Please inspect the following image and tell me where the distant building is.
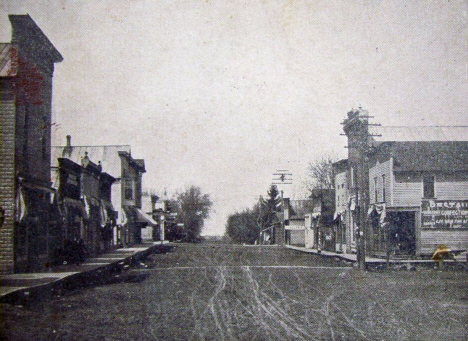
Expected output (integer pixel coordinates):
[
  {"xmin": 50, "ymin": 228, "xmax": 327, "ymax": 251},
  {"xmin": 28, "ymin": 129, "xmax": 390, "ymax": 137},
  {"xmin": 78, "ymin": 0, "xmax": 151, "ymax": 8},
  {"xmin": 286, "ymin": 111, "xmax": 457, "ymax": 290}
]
[
  {"xmin": 332, "ymin": 159, "xmax": 349, "ymax": 253},
  {"xmin": 0, "ymin": 15, "xmax": 63, "ymax": 274},
  {"xmin": 140, "ymin": 193, "xmax": 163, "ymax": 242},
  {"xmin": 283, "ymin": 199, "xmax": 314, "ymax": 247},
  {"xmin": 52, "ymin": 136, "xmax": 155, "ymax": 248},
  {"xmin": 307, "ymin": 189, "xmax": 335, "ymax": 251}
]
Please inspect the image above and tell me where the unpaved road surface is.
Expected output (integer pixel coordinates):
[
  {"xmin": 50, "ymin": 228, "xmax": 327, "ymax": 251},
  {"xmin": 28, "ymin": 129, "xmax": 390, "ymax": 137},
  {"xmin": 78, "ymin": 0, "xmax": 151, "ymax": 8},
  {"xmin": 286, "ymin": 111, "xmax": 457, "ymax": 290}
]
[{"xmin": 1, "ymin": 244, "xmax": 467, "ymax": 340}]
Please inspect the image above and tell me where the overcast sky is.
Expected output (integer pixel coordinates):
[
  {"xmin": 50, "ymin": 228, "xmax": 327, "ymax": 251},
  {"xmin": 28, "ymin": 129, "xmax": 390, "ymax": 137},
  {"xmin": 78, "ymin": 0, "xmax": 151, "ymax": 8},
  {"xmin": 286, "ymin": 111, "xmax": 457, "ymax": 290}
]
[{"xmin": 1, "ymin": 0, "xmax": 467, "ymax": 235}]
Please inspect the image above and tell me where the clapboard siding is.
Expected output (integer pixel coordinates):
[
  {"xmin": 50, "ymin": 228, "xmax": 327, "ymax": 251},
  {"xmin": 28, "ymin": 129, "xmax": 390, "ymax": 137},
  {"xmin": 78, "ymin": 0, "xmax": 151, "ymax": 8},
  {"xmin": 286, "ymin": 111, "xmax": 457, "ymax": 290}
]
[
  {"xmin": 436, "ymin": 181, "xmax": 468, "ymax": 200},
  {"xmin": 0, "ymin": 93, "xmax": 16, "ymax": 274},
  {"xmin": 286, "ymin": 219, "xmax": 305, "ymax": 230},
  {"xmin": 393, "ymin": 181, "xmax": 422, "ymax": 206},
  {"xmin": 420, "ymin": 230, "xmax": 468, "ymax": 255},
  {"xmin": 393, "ymin": 174, "xmax": 468, "ymax": 206},
  {"xmin": 369, "ymin": 159, "xmax": 392, "ymax": 204},
  {"xmin": 289, "ymin": 230, "xmax": 305, "ymax": 246}
]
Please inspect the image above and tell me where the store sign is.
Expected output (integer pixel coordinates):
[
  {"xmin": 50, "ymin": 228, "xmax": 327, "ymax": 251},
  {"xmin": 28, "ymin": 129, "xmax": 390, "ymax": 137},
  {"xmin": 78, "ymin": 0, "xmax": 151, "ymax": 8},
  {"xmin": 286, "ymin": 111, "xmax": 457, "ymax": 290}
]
[{"xmin": 421, "ymin": 200, "xmax": 468, "ymax": 229}]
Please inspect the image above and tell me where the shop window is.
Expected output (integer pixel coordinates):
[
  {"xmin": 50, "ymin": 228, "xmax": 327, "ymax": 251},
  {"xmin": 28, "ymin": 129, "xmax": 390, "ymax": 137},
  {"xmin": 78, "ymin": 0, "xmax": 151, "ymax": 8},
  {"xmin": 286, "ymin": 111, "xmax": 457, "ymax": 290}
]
[
  {"xmin": 423, "ymin": 175, "xmax": 435, "ymax": 198},
  {"xmin": 124, "ymin": 179, "xmax": 134, "ymax": 200}
]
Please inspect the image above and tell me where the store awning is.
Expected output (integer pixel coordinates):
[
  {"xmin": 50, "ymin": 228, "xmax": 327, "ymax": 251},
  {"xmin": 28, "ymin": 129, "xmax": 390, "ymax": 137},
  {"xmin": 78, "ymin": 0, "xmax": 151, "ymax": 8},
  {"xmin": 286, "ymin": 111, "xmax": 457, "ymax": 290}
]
[
  {"xmin": 333, "ymin": 211, "xmax": 345, "ymax": 223},
  {"xmin": 18, "ymin": 178, "xmax": 56, "ymax": 194},
  {"xmin": 135, "ymin": 208, "xmax": 158, "ymax": 226},
  {"xmin": 333, "ymin": 210, "xmax": 345, "ymax": 221},
  {"xmin": 62, "ymin": 197, "xmax": 88, "ymax": 220}
]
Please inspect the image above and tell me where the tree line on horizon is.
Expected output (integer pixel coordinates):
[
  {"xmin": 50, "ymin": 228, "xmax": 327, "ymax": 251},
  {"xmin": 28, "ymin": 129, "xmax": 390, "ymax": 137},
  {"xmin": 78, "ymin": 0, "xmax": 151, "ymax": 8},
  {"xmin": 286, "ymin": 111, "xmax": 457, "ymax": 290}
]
[{"xmin": 225, "ymin": 156, "xmax": 336, "ymax": 244}]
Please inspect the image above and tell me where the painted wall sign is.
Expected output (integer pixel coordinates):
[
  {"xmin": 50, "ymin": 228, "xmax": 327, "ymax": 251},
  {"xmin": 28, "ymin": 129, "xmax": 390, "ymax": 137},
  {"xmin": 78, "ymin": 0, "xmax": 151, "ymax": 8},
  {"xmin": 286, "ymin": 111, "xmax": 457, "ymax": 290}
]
[{"xmin": 421, "ymin": 199, "xmax": 468, "ymax": 229}]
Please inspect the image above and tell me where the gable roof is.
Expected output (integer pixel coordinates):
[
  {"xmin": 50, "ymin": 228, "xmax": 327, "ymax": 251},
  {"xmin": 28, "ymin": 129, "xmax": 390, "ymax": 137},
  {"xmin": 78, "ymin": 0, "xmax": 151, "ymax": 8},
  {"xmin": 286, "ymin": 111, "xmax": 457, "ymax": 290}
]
[
  {"xmin": 51, "ymin": 145, "xmax": 131, "ymax": 178},
  {"xmin": 288, "ymin": 200, "xmax": 314, "ymax": 220},
  {"xmin": 369, "ymin": 126, "xmax": 468, "ymax": 143},
  {"xmin": 375, "ymin": 141, "xmax": 468, "ymax": 172},
  {"xmin": 333, "ymin": 159, "xmax": 348, "ymax": 174}
]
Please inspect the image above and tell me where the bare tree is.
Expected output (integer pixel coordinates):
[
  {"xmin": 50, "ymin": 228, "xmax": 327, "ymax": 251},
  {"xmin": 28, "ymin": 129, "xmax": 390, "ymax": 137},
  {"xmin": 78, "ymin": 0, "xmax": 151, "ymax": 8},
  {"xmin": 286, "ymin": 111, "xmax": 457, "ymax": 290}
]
[{"xmin": 304, "ymin": 155, "xmax": 338, "ymax": 193}]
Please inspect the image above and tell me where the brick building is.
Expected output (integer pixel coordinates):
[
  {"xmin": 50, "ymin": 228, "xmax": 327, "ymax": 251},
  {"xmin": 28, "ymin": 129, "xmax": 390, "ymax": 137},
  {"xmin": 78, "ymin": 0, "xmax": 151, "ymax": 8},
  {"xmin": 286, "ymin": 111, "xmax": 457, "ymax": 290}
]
[{"xmin": 0, "ymin": 15, "xmax": 62, "ymax": 274}]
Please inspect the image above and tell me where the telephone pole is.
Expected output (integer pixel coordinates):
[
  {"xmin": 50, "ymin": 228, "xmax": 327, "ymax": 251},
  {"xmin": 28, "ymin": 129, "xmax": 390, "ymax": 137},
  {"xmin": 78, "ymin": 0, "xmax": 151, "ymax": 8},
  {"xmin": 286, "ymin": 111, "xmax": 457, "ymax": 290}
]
[
  {"xmin": 272, "ymin": 170, "xmax": 292, "ymax": 246},
  {"xmin": 342, "ymin": 108, "xmax": 380, "ymax": 270}
]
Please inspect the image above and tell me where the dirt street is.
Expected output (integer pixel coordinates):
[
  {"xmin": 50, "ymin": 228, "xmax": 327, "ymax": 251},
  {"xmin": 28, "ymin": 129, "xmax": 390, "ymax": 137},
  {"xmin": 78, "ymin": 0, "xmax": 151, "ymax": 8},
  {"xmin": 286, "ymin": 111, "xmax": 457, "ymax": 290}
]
[{"xmin": 1, "ymin": 244, "xmax": 467, "ymax": 340}]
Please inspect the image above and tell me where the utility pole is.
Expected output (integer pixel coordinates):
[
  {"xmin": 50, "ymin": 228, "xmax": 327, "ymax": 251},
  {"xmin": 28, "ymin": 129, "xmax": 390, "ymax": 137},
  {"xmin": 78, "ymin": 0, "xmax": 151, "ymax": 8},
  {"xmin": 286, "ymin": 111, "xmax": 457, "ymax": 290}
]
[
  {"xmin": 342, "ymin": 108, "xmax": 380, "ymax": 270},
  {"xmin": 272, "ymin": 170, "xmax": 292, "ymax": 246}
]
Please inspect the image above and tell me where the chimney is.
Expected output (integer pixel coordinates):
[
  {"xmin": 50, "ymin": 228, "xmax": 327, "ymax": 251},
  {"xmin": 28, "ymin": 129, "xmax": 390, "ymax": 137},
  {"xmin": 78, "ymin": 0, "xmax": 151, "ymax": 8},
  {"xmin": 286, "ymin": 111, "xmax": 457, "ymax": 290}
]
[
  {"xmin": 151, "ymin": 195, "xmax": 159, "ymax": 211},
  {"xmin": 81, "ymin": 151, "xmax": 89, "ymax": 167},
  {"xmin": 63, "ymin": 135, "xmax": 72, "ymax": 158}
]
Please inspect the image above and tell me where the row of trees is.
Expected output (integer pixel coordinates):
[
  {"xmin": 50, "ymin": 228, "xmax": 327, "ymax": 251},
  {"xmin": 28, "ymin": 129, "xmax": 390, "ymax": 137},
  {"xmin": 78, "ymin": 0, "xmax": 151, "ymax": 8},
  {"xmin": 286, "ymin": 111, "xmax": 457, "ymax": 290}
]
[
  {"xmin": 225, "ymin": 185, "xmax": 282, "ymax": 244},
  {"xmin": 156, "ymin": 156, "xmax": 335, "ymax": 244},
  {"xmin": 225, "ymin": 156, "xmax": 336, "ymax": 244}
]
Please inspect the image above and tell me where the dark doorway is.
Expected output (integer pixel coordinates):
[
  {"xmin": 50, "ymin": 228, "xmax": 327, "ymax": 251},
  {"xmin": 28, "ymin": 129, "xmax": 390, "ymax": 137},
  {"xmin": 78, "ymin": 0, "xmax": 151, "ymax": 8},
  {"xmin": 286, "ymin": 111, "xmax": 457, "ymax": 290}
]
[{"xmin": 388, "ymin": 211, "xmax": 416, "ymax": 256}]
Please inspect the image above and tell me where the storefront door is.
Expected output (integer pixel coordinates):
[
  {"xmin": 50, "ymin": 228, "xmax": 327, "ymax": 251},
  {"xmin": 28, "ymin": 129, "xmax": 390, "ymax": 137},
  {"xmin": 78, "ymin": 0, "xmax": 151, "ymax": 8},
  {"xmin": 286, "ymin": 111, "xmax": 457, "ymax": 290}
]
[{"xmin": 388, "ymin": 211, "xmax": 416, "ymax": 255}]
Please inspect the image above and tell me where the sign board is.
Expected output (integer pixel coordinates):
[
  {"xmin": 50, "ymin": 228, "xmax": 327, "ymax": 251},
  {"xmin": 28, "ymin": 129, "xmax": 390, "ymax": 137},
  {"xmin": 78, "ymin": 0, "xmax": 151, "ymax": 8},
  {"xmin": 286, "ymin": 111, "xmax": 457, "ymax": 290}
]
[{"xmin": 421, "ymin": 199, "xmax": 468, "ymax": 229}]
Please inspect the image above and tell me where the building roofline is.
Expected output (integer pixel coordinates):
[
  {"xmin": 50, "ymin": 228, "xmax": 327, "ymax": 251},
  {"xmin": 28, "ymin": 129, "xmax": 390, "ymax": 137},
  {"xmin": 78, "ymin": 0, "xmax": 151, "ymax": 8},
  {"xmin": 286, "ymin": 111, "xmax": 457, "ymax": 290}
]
[
  {"xmin": 52, "ymin": 144, "xmax": 132, "ymax": 148},
  {"xmin": 9, "ymin": 14, "xmax": 63, "ymax": 62},
  {"xmin": 377, "ymin": 125, "xmax": 468, "ymax": 128}
]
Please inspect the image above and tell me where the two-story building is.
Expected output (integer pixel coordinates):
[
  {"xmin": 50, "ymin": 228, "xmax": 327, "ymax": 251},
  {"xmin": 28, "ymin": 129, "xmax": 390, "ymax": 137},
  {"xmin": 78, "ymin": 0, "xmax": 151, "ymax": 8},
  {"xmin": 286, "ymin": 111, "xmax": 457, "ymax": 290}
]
[
  {"xmin": 368, "ymin": 141, "xmax": 468, "ymax": 257},
  {"xmin": 333, "ymin": 159, "xmax": 349, "ymax": 253},
  {"xmin": 51, "ymin": 154, "xmax": 116, "ymax": 264},
  {"xmin": 52, "ymin": 136, "xmax": 155, "ymax": 248},
  {"xmin": 340, "ymin": 109, "xmax": 468, "ymax": 259},
  {"xmin": 0, "ymin": 15, "xmax": 63, "ymax": 273},
  {"xmin": 80, "ymin": 153, "xmax": 116, "ymax": 255},
  {"xmin": 51, "ymin": 158, "xmax": 85, "ymax": 264}
]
